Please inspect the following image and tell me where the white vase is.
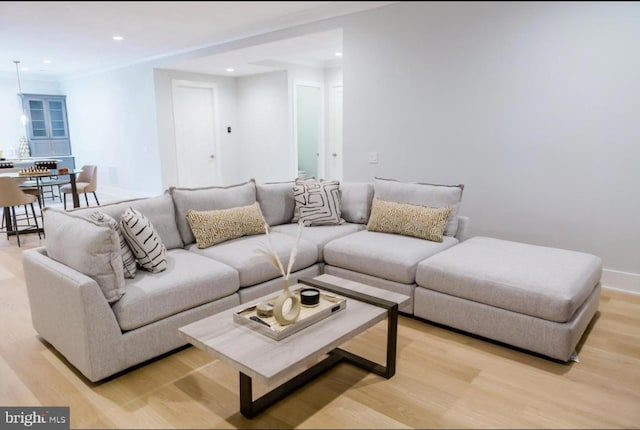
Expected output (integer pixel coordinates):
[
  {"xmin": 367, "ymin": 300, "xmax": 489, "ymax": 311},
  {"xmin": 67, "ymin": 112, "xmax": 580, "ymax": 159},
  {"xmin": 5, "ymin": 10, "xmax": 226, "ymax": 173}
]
[{"xmin": 273, "ymin": 278, "xmax": 301, "ymax": 326}]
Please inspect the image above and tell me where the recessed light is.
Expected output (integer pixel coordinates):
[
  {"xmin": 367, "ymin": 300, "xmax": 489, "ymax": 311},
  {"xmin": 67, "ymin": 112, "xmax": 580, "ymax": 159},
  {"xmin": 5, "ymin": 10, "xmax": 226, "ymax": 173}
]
[
  {"xmin": 335, "ymin": 52, "xmax": 343, "ymax": 57},
  {"xmin": 113, "ymin": 35, "xmax": 124, "ymax": 41},
  {"xmin": 43, "ymin": 59, "xmax": 52, "ymax": 64},
  {"xmin": 226, "ymin": 68, "xmax": 235, "ymax": 72}
]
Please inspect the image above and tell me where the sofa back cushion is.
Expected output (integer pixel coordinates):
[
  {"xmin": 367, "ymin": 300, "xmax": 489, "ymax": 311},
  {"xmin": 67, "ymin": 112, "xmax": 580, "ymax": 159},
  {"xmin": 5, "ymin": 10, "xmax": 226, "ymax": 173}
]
[
  {"xmin": 170, "ymin": 179, "xmax": 257, "ymax": 246},
  {"xmin": 43, "ymin": 207, "xmax": 125, "ymax": 303},
  {"xmin": 374, "ymin": 177, "xmax": 463, "ymax": 236},
  {"xmin": 71, "ymin": 192, "xmax": 183, "ymax": 250},
  {"xmin": 256, "ymin": 181, "xmax": 296, "ymax": 226},
  {"xmin": 340, "ymin": 182, "xmax": 374, "ymax": 224}
]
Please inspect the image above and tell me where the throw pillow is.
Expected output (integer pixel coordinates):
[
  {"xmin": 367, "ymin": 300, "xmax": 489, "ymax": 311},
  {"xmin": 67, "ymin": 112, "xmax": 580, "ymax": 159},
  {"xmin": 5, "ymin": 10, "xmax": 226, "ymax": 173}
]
[
  {"xmin": 90, "ymin": 211, "xmax": 137, "ymax": 279},
  {"xmin": 291, "ymin": 180, "xmax": 344, "ymax": 226},
  {"xmin": 121, "ymin": 208, "xmax": 167, "ymax": 273},
  {"xmin": 43, "ymin": 207, "xmax": 125, "ymax": 303},
  {"xmin": 186, "ymin": 202, "xmax": 267, "ymax": 249},
  {"xmin": 366, "ymin": 198, "xmax": 452, "ymax": 242}
]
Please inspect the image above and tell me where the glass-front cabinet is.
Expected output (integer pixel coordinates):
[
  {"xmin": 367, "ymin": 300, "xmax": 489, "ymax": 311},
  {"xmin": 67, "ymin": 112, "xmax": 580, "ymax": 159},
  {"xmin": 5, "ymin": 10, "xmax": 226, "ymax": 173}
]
[{"xmin": 20, "ymin": 94, "xmax": 72, "ymax": 157}]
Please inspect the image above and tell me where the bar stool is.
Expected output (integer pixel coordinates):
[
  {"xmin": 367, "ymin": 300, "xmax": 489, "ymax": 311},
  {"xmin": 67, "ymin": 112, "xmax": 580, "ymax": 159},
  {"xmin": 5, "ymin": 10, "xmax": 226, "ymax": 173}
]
[{"xmin": 0, "ymin": 177, "xmax": 42, "ymax": 247}]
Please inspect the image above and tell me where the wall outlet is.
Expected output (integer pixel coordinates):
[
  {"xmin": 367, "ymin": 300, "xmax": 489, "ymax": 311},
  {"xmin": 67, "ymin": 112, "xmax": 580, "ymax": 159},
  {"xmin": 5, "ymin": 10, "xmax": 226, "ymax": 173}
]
[{"xmin": 368, "ymin": 152, "xmax": 379, "ymax": 164}]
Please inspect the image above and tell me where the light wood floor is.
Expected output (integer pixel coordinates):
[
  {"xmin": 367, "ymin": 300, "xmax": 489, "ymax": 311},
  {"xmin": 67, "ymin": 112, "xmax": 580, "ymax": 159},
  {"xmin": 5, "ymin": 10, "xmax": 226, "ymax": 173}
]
[{"xmin": 2, "ymin": 236, "xmax": 639, "ymax": 429}]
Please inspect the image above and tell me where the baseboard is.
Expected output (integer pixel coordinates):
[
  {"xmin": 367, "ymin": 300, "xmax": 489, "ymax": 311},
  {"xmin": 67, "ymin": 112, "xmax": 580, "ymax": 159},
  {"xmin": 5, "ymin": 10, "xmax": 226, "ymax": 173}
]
[{"xmin": 602, "ymin": 268, "xmax": 640, "ymax": 295}]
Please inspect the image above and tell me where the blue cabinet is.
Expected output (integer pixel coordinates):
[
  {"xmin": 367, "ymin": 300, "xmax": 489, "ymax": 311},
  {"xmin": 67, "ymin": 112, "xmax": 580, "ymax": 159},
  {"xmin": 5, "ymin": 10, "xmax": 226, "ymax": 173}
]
[{"xmin": 20, "ymin": 94, "xmax": 72, "ymax": 157}]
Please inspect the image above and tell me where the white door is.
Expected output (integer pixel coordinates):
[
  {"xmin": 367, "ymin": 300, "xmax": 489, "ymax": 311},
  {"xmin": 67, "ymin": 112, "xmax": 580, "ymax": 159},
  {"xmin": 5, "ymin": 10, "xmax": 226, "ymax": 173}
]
[
  {"xmin": 294, "ymin": 81, "xmax": 323, "ymax": 179},
  {"xmin": 172, "ymin": 80, "xmax": 220, "ymax": 187},
  {"xmin": 327, "ymin": 83, "xmax": 343, "ymax": 181}
]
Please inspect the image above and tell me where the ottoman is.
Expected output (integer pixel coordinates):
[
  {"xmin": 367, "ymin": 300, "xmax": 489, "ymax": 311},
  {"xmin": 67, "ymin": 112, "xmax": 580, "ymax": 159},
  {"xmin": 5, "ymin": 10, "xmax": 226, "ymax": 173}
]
[{"xmin": 414, "ymin": 236, "xmax": 603, "ymax": 361}]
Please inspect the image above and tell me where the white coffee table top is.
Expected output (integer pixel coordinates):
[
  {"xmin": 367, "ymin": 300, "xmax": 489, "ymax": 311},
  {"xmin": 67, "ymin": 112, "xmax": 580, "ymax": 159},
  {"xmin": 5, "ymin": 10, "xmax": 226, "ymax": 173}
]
[{"xmin": 179, "ymin": 274, "xmax": 409, "ymax": 386}]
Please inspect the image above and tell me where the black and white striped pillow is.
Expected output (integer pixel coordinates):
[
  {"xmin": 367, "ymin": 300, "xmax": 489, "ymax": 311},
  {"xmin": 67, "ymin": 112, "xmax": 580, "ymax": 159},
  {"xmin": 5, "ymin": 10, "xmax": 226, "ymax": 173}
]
[
  {"xmin": 90, "ymin": 211, "xmax": 137, "ymax": 278},
  {"xmin": 291, "ymin": 180, "xmax": 344, "ymax": 226},
  {"xmin": 121, "ymin": 208, "xmax": 167, "ymax": 273}
]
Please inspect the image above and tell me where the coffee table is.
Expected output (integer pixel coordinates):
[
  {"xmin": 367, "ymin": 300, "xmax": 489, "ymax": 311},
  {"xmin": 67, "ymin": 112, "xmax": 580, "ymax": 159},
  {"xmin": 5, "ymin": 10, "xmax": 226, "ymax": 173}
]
[{"xmin": 178, "ymin": 274, "xmax": 410, "ymax": 418}]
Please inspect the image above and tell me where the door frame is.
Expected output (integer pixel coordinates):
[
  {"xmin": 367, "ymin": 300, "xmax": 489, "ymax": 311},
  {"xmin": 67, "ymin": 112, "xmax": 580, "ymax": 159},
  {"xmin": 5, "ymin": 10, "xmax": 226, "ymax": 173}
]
[
  {"xmin": 292, "ymin": 80, "xmax": 324, "ymax": 180},
  {"xmin": 328, "ymin": 81, "xmax": 343, "ymax": 181},
  {"xmin": 171, "ymin": 79, "xmax": 222, "ymax": 186}
]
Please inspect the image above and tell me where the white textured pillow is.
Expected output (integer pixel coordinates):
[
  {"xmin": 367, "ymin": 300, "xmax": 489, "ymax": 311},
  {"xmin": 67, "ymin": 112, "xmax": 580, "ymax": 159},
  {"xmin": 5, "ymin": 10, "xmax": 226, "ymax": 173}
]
[
  {"xmin": 291, "ymin": 180, "xmax": 344, "ymax": 226},
  {"xmin": 90, "ymin": 211, "xmax": 137, "ymax": 278},
  {"xmin": 121, "ymin": 208, "xmax": 167, "ymax": 273}
]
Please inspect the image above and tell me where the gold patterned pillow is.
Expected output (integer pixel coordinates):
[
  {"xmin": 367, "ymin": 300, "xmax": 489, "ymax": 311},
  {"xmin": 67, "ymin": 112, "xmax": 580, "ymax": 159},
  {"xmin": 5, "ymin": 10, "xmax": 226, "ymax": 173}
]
[
  {"xmin": 366, "ymin": 198, "xmax": 452, "ymax": 242},
  {"xmin": 186, "ymin": 202, "xmax": 267, "ymax": 249}
]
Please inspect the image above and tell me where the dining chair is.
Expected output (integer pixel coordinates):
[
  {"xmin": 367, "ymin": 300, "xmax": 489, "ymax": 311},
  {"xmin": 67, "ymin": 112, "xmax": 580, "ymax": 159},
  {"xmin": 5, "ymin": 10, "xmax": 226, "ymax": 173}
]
[
  {"xmin": 61, "ymin": 165, "xmax": 100, "ymax": 210},
  {"xmin": 0, "ymin": 177, "xmax": 42, "ymax": 247}
]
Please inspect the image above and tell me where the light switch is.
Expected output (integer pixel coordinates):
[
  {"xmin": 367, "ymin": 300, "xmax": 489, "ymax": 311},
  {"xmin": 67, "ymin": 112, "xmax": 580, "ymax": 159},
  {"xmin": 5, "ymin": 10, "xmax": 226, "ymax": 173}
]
[{"xmin": 368, "ymin": 152, "xmax": 379, "ymax": 164}]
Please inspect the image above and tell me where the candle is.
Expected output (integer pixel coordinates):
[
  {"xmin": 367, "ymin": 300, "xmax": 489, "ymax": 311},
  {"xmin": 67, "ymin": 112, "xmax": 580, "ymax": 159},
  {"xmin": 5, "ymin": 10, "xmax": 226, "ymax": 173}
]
[{"xmin": 300, "ymin": 288, "xmax": 320, "ymax": 306}]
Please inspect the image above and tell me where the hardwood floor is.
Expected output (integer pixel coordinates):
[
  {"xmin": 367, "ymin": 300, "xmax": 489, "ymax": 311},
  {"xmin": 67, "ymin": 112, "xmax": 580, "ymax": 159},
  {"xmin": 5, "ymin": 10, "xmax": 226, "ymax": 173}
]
[{"xmin": 2, "ymin": 237, "xmax": 639, "ymax": 429}]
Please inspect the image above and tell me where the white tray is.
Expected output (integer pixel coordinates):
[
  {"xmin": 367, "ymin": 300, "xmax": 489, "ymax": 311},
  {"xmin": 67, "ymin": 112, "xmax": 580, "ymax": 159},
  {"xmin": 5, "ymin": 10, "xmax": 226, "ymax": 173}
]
[{"xmin": 233, "ymin": 286, "xmax": 347, "ymax": 340}]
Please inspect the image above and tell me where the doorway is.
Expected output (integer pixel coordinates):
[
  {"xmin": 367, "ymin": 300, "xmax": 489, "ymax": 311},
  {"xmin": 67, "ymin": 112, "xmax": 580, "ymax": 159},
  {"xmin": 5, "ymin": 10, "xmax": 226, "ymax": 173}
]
[
  {"xmin": 294, "ymin": 81, "xmax": 323, "ymax": 179},
  {"xmin": 171, "ymin": 79, "xmax": 221, "ymax": 187}
]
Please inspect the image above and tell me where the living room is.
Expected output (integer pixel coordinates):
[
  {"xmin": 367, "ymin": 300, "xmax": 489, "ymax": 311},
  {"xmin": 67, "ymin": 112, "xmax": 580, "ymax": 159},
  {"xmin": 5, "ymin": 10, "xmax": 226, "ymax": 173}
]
[{"xmin": 1, "ymin": 1, "xmax": 638, "ymax": 429}]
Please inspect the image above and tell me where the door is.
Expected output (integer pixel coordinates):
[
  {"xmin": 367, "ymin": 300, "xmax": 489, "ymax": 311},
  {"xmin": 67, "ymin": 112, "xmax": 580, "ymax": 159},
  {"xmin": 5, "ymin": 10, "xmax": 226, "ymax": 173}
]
[
  {"xmin": 327, "ymin": 83, "xmax": 343, "ymax": 181},
  {"xmin": 171, "ymin": 80, "xmax": 220, "ymax": 187},
  {"xmin": 294, "ymin": 82, "xmax": 323, "ymax": 180}
]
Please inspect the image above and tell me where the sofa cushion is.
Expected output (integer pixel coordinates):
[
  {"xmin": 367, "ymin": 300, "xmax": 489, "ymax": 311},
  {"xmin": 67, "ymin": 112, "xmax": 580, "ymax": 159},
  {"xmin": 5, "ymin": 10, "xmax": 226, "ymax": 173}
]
[
  {"xmin": 374, "ymin": 177, "xmax": 463, "ymax": 237},
  {"xmin": 121, "ymin": 208, "xmax": 168, "ymax": 273},
  {"xmin": 113, "ymin": 249, "xmax": 239, "ymax": 331},
  {"xmin": 43, "ymin": 207, "xmax": 125, "ymax": 303},
  {"xmin": 256, "ymin": 181, "xmax": 296, "ymax": 226},
  {"xmin": 367, "ymin": 198, "xmax": 452, "ymax": 242},
  {"xmin": 71, "ymin": 192, "xmax": 184, "ymax": 250},
  {"xmin": 271, "ymin": 222, "xmax": 365, "ymax": 260},
  {"xmin": 324, "ymin": 230, "xmax": 459, "ymax": 284},
  {"xmin": 415, "ymin": 236, "xmax": 603, "ymax": 323},
  {"xmin": 187, "ymin": 232, "xmax": 318, "ymax": 287},
  {"xmin": 89, "ymin": 211, "xmax": 138, "ymax": 279},
  {"xmin": 292, "ymin": 180, "xmax": 344, "ymax": 226},
  {"xmin": 186, "ymin": 202, "xmax": 267, "ymax": 248},
  {"xmin": 171, "ymin": 179, "xmax": 257, "ymax": 246},
  {"xmin": 340, "ymin": 182, "xmax": 374, "ymax": 224}
]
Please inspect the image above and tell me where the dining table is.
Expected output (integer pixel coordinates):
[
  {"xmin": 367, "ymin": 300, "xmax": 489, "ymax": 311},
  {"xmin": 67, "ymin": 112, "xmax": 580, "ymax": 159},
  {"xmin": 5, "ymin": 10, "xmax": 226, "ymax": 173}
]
[{"xmin": 1, "ymin": 168, "xmax": 83, "ymax": 236}]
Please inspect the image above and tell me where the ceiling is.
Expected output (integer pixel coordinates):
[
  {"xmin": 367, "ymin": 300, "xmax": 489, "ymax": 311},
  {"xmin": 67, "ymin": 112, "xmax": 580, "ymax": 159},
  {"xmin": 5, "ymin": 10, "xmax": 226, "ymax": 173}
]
[{"xmin": 0, "ymin": 1, "xmax": 393, "ymax": 80}]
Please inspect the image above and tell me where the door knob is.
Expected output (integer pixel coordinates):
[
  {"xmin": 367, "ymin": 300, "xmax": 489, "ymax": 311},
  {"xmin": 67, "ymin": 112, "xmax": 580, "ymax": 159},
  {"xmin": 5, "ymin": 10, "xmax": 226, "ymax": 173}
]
[
  {"xmin": 332, "ymin": 153, "xmax": 338, "ymax": 157},
  {"xmin": 210, "ymin": 154, "xmax": 215, "ymax": 159}
]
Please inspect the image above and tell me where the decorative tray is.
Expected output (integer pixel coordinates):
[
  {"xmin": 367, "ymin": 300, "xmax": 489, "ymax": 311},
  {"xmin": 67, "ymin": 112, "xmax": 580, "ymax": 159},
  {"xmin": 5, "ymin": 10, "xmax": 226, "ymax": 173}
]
[{"xmin": 233, "ymin": 286, "xmax": 347, "ymax": 340}]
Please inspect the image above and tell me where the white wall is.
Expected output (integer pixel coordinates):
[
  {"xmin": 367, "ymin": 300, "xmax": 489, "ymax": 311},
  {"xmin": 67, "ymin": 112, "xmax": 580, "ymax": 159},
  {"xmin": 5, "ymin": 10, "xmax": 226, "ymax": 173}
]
[
  {"xmin": 0, "ymin": 78, "xmax": 62, "ymax": 157},
  {"xmin": 153, "ymin": 69, "xmax": 241, "ymax": 187},
  {"xmin": 235, "ymin": 71, "xmax": 291, "ymax": 182},
  {"xmin": 342, "ymin": 1, "xmax": 640, "ymax": 280},
  {"xmin": 61, "ymin": 64, "xmax": 161, "ymax": 198}
]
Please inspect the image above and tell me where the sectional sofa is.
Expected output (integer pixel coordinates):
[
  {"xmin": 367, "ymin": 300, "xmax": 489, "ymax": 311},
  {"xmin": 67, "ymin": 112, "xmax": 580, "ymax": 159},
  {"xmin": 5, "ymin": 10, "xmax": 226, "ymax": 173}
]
[{"xmin": 22, "ymin": 178, "xmax": 602, "ymax": 382}]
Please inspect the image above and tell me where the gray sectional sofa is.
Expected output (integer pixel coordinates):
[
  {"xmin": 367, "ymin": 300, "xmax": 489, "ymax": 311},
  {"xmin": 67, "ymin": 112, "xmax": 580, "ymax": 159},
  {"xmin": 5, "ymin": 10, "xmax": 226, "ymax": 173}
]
[{"xmin": 22, "ymin": 178, "xmax": 601, "ymax": 382}]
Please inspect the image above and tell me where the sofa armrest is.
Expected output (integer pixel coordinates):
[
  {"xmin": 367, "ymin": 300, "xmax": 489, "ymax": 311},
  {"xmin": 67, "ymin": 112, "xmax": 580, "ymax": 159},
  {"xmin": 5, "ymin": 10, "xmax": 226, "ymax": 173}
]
[
  {"xmin": 455, "ymin": 215, "xmax": 470, "ymax": 241},
  {"xmin": 22, "ymin": 247, "xmax": 125, "ymax": 382}
]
